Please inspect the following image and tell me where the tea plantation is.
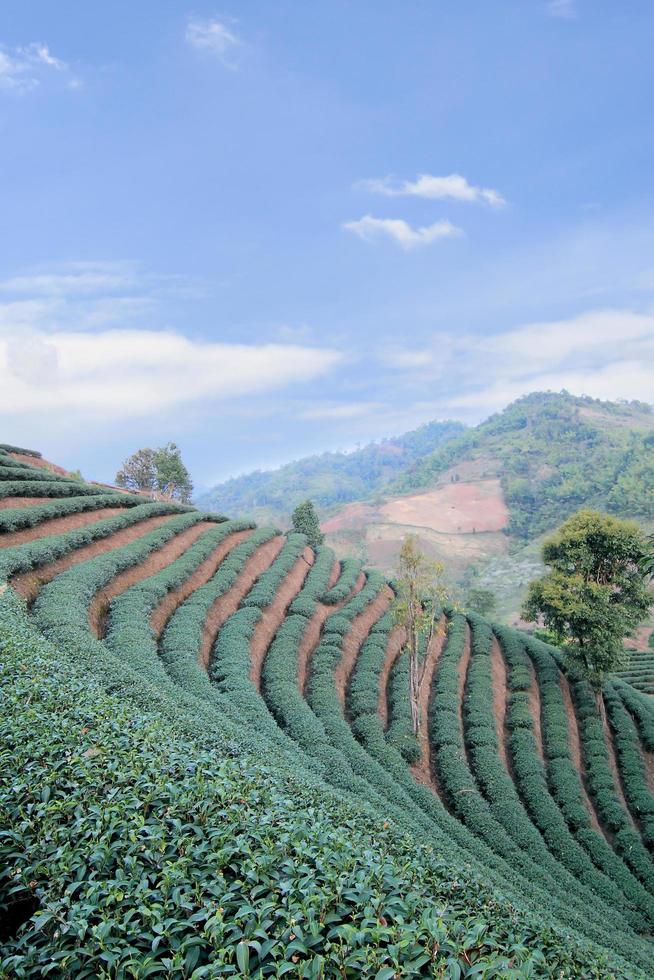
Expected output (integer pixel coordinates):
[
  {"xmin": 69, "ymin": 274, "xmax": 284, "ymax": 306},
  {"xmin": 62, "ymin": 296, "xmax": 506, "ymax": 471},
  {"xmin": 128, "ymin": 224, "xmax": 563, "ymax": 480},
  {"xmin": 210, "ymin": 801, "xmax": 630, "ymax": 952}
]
[{"xmin": 1, "ymin": 445, "xmax": 653, "ymax": 978}]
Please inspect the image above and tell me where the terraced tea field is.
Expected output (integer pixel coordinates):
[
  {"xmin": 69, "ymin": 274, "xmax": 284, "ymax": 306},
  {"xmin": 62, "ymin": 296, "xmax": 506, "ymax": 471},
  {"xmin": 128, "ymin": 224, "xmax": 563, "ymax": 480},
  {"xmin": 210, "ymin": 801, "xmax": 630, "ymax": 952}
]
[{"xmin": 1, "ymin": 443, "xmax": 654, "ymax": 977}]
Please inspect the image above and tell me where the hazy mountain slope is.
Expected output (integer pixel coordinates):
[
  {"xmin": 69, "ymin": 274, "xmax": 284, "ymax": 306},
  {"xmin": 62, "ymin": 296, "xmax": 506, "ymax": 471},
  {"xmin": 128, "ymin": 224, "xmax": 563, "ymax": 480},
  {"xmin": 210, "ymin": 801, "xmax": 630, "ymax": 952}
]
[{"xmin": 195, "ymin": 419, "xmax": 465, "ymax": 524}]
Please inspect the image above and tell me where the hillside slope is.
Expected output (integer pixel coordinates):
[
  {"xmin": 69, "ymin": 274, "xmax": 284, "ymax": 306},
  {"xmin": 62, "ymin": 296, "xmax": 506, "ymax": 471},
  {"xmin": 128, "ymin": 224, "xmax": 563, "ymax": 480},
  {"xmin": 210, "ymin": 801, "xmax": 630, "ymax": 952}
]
[
  {"xmin": 2, "ymin": 445, "xmax": 654, "ymax": 976},
  {"xmin": 195, "ymin": 419, "xmax": 465, "ymax": 525}
]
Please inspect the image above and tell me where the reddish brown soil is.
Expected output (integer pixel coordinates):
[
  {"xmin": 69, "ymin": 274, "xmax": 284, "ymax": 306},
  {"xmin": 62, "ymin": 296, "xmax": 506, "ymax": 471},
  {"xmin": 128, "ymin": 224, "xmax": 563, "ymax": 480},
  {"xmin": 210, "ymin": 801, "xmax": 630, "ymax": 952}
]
[
  {"xmin": 89, "ymin": 523, "xmax": 215, "ymax": 636},
  {"xmin": 333, "ymin": 584, "xmax": 394, "ymax": 712},
  {"xmin": 559, "ymin": 674, "xmax": 605, "ymax": 836},
  {"xmin": 149, "ymin": 529, "xmax": 253, "ymax": 638},
  {"xmin": 411, "ymin": 617, "xmax": 447, "ymax": 798},
  {"xmin": 198, "ymin": 536, "xmax": 284, "ymax": 670},
  {"xmin": 11, "ymin": 514, "xmax": 177, "ymax": 604},
  {"xmin": 490, "ymin": 636, "xmax": 510, "ymax": 772},
  {"xmin": 296, "ymin": 565, "xmax": 366, "ymax": 696},
  {"xmin": 0, "ymin": 507, "xmax": 126, "ymax": 549},
  {"xmin": 9, "ymin": 453, "xmax": 70, "ymax": 476},
  {"xmin": 457, "ymin": 624, "xmax": 473, "ymax": 732},
  {"xmin": 601, "ymin": 703, "xmax": 639, "ymax": 831},
  {"xmin": 379, "ymin": 480, "xmax": 509, "ymax": 535},
  {"xmin": 527, "ymin": 663, "xmax": 546, "ymax": 765},
  {"xmin": 249, "ymin": 547, "xmax": 314, "ymax": 690},
  {"xmin": 377, "ymin": 626, "xmax": 405, "ymax": 728},
  {"xmin": 0, "ymin": 497, "xmax": 65, "ymax": 510},
  {"xmin": 641, "ymin": 746, "xmax": 654, "ymax": 796}
]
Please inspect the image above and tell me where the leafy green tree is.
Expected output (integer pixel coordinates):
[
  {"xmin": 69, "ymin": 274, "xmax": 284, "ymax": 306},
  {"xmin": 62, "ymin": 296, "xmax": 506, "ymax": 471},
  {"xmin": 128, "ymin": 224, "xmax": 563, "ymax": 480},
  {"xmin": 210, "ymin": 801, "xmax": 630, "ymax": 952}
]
[
  {"xmin": 465, "ymin": 587, "xmax": 497, "ymax": 618},
  {"xmin": 153, "ymin": 443, "xmax": 193, "ymax": 503},
  {"xmin": 639, "ymin": 534, "xmax": 654, "ymax": 580},
  {"xmin": 393, "ymin": 535, "xmax": 448, "ymax": 733},
  {"xmin": 116, "ymin": 443, "xmax": 193, "ymax": 503},
  {"xmin": 290, "ymin": 499, "xmax": 324, "ymax": 548},
  {"xmin": 522, "ymin": 509, "xmax": 652, "ymax": 689},
  {"xmin": 116, "ymin": 448, "xmax": 157, "ymax": 494}
]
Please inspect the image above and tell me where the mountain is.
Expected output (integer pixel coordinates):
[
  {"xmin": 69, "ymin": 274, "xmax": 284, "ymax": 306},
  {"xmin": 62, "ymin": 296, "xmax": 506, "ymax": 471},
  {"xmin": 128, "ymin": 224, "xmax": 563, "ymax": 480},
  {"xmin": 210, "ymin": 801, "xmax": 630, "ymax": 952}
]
[
  {"xmin": 194, "ymin": 418, "xmax": 466, "ymax": 524},
  {"xmin": 2, "ymin": 443, "xmax": 654, "ymax": 975},
  {"xmin": 199, "ymin": 392, "xmax": 654, "ymax": 623}
]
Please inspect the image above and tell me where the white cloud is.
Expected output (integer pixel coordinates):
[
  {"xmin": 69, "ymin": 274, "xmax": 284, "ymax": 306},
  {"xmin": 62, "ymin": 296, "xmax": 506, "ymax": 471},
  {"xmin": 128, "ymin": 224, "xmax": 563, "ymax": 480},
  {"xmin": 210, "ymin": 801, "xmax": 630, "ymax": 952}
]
[
  {"xmin": 547, "ymin": 0, "xmax": 577, "ymax": 19},
  {"xmin": 0, "ymin": 41, "xmax": 75, "ymax": 93},
  {"xmin": 0, "ymin": 263, "xmax": 139, "ymax": 297},
  {"xmin": 343, "ymin": 215, "xmax": 463, "ymax": 250},
  {"xmin": 186, "ymin": 18, "xmax": 241, "ymax": 66},
  {"xmin": 380, "ymin": 307, "xmax": 654, "ymax": 419},
  {"xmin": 301, "ymin": 401, "xmax": 382, "ymax": 421},
  {"xmin": 0, "ymin": 328, "xmax": 343, "ymax": 417},
  {"xmin": 360, "ymin": 173, "xmax": 505, "ymax": 208}
]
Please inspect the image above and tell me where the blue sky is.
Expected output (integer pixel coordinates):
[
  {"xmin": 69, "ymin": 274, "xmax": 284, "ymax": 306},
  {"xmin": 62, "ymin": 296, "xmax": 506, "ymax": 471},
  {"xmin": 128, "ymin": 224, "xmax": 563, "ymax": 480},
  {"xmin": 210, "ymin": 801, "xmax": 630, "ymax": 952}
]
[{"xmin": 1, "ymin": 1, "xmax": 654, "ymax": 488}]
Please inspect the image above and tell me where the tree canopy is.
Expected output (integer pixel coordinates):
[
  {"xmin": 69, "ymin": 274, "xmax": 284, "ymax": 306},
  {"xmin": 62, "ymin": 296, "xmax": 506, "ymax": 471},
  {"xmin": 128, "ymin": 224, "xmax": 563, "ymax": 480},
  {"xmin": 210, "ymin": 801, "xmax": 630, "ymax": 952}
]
[
  {"xmin": 290, "ymin": 499, "xmax": 324, "ymax": 549},
  {"xmin": 116, "ymin": 443, "xmax": 193, "ymax": 503},
  {"xmin": 522, "ymin": 509, "xmax": 652, "ymax": 688}
]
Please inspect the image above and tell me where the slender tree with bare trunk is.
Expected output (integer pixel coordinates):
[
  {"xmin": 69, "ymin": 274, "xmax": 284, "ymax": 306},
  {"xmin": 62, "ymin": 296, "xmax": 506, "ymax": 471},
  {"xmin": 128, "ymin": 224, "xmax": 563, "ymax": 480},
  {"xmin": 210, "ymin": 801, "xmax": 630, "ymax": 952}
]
[{"xmin": 393, "ymin": 535, "xmax": 448, "ymax": 735}]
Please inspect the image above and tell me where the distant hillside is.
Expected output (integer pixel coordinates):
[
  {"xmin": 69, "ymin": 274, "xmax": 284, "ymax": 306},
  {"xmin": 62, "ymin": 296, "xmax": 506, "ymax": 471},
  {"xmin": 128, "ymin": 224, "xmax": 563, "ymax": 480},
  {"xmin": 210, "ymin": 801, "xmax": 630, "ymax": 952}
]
[
  {"xmin": 197, "ymin": 392, "xmax": 654, "ymax": 624},
  {"xmin": 195, "ymin": 418, "xmax": 465, "ymax": 523},
  {"xmin": 391, "ymin": 391, "xmax": 654, "ymax": 541}
]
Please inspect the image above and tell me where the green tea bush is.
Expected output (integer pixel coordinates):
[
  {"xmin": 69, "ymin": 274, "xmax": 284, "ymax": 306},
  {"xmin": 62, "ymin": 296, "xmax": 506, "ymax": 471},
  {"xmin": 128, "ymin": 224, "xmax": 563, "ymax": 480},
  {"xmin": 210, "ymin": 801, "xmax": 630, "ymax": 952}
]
[
  {"xmin": 3, "ymin": 589, "xmax": 636, "ymax": 978},
  {"xmin": 241, "ymin": 532, "xmax": 308, "ymax": 609},
  {"xmin": 321, "ymin": 557, "xmax": 362, "ymax": 604}
]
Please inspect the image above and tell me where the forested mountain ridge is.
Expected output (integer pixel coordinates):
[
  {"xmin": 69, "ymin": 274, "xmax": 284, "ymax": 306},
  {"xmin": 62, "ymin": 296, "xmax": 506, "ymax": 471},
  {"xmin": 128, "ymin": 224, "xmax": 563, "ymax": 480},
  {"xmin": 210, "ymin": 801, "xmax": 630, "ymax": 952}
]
[
  {"xmin": 391, "ymin": 392, "xmax": 654, "ymax": 540},
  {"xmin": 195, "ymin": 418, "xmax": 465, "ymax": 523}
]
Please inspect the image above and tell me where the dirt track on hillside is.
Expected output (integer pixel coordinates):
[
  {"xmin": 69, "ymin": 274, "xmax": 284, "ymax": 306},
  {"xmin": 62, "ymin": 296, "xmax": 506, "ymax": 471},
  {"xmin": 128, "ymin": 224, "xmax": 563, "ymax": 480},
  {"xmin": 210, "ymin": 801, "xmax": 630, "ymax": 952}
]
[
  {"xmin": 377, "ymin": 626, "xmax": 405, "ymax": 728},
  {"xmin": 11, "ymin": 514, "xmax": 176, "ymax": 604},
  {"xmin": 490, "ymin": 637, "xmax": 510, "ymax": 772},
  {"xmin": 333, "ymin": 584, "xmax": 393, "ymax": 713},
  {"xmin": 559, "ymin": 674, "xmax": 605, "ymax": 836},
  {"xmin": 1, "ymin": 507, "xmax": 126, "ymax": 548},
  {"xmin": 89, "ymin": 522, "xmax": 215, "ymax": 636},
  {"xmin": 150, "ymin": 529, "xmax": 253, "ymax": 638},
  {"xmin": 198, "ymin": 535, "xmax": 284, "ymax": 670},
  {"xmin": 249, "ymin": 547, "xmax": 314, "ymax": 691},
  {"xmin": 410, "ymin": 619, "xmax": 446, "ymax": 799}
]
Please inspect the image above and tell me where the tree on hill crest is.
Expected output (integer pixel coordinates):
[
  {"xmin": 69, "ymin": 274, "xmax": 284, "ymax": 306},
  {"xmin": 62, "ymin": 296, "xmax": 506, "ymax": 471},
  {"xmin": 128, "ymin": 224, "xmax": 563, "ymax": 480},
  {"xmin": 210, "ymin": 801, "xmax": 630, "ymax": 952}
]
[{"xmin": 116, "ymin": 443, "xmax": 193, "ymax": 503}]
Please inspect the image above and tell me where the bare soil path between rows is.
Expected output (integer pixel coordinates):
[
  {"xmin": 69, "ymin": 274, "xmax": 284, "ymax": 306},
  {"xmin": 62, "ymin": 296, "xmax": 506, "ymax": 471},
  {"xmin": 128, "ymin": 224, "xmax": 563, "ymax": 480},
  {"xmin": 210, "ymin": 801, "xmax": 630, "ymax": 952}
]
[
  {"xmin": 489, "ymin": 636, "xmax": 510, "ymax": 772},
  {"xmin": 601, "ymin": 705, "xmax": 639, "ymax": 833},
  {"xmin": 11, "ymin": 514, "xmax": 177, "ymax": 604},
  {"xmin": 377, "ymin": 626, "xmax": 405, "ymax": 729},
  {"xmin": 527, "ymin": 661, "xmax": 546, "ymax": 766},
  {"xmin": 0, "ymin": 496, "xmax": 70, "ymax": 510},
  {"xmin": 411, "ymin": 617, "xmax": 447, "ymax": 800},
  {"xmin": 297, "ymin": 568, "xmax": 365, "ymax": 697},
  {"xmin": 150, "ymin": 529, "xmax": 253, "ymax": 639},
  {"xmin": 8, "ymin": 452, "xmax": 70, "ymax": 476},
  {"xmin": 89, "ymin": 522, "xmax": 216, "ymax": 636},
  {"xmin": 334, "ymin": 584, "xmax": 394, "ymax": 714},
  {"xmin": 1, "ymin": 506, "xmax": 127, "ymax": 549},
  {"xmin": 198, "ymin": 535, "xmax": 284, "ymax": 671},
  {"xmin": 559, "ymin": 673, "xmax": 606, "ymax": 836},
  {"xmin": 249, "ymin": 547, "xmax": 314, "ymax": 690}
]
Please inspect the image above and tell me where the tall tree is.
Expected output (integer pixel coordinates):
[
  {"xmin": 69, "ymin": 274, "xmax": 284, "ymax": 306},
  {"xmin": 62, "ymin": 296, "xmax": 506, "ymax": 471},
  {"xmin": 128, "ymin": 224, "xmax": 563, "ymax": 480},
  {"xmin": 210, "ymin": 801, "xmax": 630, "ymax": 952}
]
[
  {"xmin": 290, "ymin": 499, "xmax": 324, "ymax": 549},
  {"xmin": 522, "ymin": 509, "xmax": 652, "ymax": 690},
  {"xmin": 393, "ymin": 535, "xmax": 448, "ymax": 734},
  {"xmin": 639, "ymin": 534, "xmax": 654, "ymax": 580},
  {"xmin": 116, "ymin": 443, "xmax": 193, "ymax": 503},
  {"xmin": 153, "ymin": 443, "xmax": 193, "ymax": 503},
  {"xmin": 115, "ymin": 448, "xmax": 157, "ymax": 495}
]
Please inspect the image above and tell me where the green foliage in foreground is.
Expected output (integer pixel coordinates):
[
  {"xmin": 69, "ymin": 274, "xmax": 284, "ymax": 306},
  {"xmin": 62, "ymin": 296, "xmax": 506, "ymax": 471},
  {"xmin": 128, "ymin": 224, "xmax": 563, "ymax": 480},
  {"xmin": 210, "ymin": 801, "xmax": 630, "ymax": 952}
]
[{"xmin": 1, "ymin": 591, "xmax": 633, "ymax": 979}]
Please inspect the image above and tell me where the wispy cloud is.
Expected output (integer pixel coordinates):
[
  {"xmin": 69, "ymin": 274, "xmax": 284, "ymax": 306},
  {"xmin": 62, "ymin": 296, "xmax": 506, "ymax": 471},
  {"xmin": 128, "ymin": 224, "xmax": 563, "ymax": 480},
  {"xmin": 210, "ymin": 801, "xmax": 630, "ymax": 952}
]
[
  {"xmin": 185, "ymin": 18, "xmax": 242, "ymax": 66},
  {"xmin": 379, "ymin": 308, "xmax": 654, "ymax": 416},
  {"xmin": 546, "ymin": 0, "xmax": 577, "ymax": 19},
  {"xmin": 360, "ymin": 173, "xmax": 506, "ymax": 208},
  {"xmin": 0, "ymin": 41, "xmax": 76, "ymax": 93},
  {"xmin": 0, "ymin": 329, "xmax": 343, "ymax": 417},
  {"xmin": 301, "ymin": 401, "xmax": 382, "ymax": 421},
  {"xmin": 343, "ymin": 215, "xmax": 463, "ymax": 250}
]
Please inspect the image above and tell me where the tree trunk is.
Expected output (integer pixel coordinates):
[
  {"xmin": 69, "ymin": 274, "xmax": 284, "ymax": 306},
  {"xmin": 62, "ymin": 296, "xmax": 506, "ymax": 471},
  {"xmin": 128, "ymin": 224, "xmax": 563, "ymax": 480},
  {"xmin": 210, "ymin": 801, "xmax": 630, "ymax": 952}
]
[{"xmin": 409, "ymin": 636, "xmax": 420, "ymax": 735}]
